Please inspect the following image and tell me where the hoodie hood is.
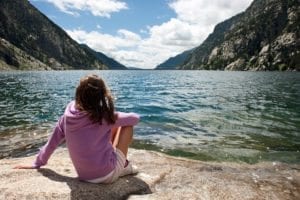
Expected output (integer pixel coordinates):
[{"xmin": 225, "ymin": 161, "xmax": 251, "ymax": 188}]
[{"xmin": 64, "ymin": 101, "xmax": 91, "ymax": 131}]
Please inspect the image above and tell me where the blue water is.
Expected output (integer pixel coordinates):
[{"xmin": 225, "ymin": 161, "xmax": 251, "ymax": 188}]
[{"xmin": 0, "ymin": 70, "xmax": 300, "ymax": 163}]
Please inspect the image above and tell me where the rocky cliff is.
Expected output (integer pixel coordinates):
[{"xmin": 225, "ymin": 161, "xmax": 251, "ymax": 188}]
[
  {"xmin": 162, "ymin": 0, "xmax": 300, "ymax": 71},
  {"xmin": 0, "ymin": 0, "xmax": 115, "ymax": 70},
  {"xmin": 1, "ymin": 148, "xmax": 299, "ymax": 199}
]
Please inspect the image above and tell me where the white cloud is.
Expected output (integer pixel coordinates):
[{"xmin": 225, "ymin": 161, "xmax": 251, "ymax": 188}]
[
  {"xmin": 117, "ymin": 29, "xmax": 141, "ymax": 42},
  {"xmin": 149, "ymin": 18, "xmax": 199, "ymax": 47},
  {"xmin": 169, "ymin": 0, "xmax": 252, "ymax": 26},
  {"xmin": 66, "ymin": 0, "xmax": 253, "ymax": 69},
  {"xmin": 46, "ymin": 0, "xmax": 127, "ymax": 17},
  {"xmin": 67, "ymin": 28, "xmax": 180, "ymax": 68},
  {"xmin": 67, "ymin": 29, "xmax": 141, "ymax": 53}
]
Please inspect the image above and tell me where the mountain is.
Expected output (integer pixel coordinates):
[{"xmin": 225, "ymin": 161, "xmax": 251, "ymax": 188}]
[
  {"xmin": 155, "ymin": 49, "xmax": 192, "ymax": 70},
  {"xmin": 177, "ymin": 0, "xmax": 300, "ymax": 71},
  {"xmin": 0, "ymin": 0, "xmax": 109, "ymax": 70},
  {"xmin": 127, "ymin": 67, "xmax": 144, "ymax": 70},
  {"xmin": 0, "ymin": 38, "xmax": 51, "ymax": 70},
  {"xmin": 80, "ymin": 44, "xmax": 127, "ymax": 70}
]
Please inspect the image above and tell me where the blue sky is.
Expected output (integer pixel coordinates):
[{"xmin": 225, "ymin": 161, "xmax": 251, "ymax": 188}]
[{"xmin": 29, "ymin": 0, "xmax": 253, "ymax": 69}]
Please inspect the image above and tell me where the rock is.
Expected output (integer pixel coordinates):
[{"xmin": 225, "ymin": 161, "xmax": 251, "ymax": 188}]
[
  {"xmin": 259, "ymin": 44, "xmax": 270, "ymax": 56},
  {"xmin": 225, "ymin": 58, "xmax": 246, "ymax": 71},
  {"xmin": 1, "ymin": 148, "xmax": 300, "ymax": 200},
  {"xmin": 0, "ymin": 148, "xmax": 151, "ymax": 200}
]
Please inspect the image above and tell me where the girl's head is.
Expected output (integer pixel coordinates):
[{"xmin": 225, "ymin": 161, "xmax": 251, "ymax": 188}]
[{"xmin": 75, "ymin": 74, "xmax": 115, "ymax": 124}]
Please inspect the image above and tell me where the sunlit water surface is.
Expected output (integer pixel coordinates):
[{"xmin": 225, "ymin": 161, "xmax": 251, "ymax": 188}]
[{"xmin": 0, "ymin": 70, "xmax": 299, "ymax": 163}]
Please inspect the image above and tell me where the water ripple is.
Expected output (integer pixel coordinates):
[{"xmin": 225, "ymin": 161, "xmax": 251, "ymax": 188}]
[{"xmin": 0, "ymin": 70, "xmax": 299, "ymax": 163}]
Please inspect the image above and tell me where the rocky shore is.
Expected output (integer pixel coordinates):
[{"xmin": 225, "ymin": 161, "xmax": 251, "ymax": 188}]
[{"xmin": 0, "ymin": 147, "xmax": 299, "ymax": 200}]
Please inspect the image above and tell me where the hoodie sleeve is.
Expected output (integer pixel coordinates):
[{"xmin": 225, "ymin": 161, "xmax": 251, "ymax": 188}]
[
  {"xmin": 113, "ymin": 112, "xmax": 140, "ymax": 127},
  {"xmin": 33, "ymin": 116, "xmax": 66, "ymax": 168}
]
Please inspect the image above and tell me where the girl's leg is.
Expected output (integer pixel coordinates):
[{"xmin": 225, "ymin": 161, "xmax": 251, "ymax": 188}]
[
  {"xmin": 111, "ymin": 127, "xmax": 121, "ymax": 147},
  {"xmin": 115, "ymin": 126, "xmax": 133, "ymax": 157},
  {"xmin": 113, "ymin": 126, "xmax": 138, "ymax": 177}
]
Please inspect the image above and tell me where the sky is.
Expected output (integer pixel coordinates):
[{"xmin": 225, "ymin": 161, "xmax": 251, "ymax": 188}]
[{"xmin": 29, "ymin": 0, "xmax": 253, "ymax": 69}]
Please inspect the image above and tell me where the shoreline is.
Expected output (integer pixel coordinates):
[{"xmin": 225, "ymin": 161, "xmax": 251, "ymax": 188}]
[
  {"xmin": 1, "ymin": 124, "xmax": 299, "ymax": 164},
  {"xmin": 1, "ymin": 147, "xmax": 299, "ymax": 199},
  {"xmin": 1, "ymin": 136, "xmax": 300, "ymax": 165}
]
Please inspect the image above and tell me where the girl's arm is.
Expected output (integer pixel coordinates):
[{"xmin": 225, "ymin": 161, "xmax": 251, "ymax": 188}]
[
  {"xmin": 33, "ymin": 116, "xmax": 65, "ymax": 168},
  {"xmin": 113, "ymin": 112, "xmax": 140, "ymax": 127},
  {"xmin": 14, "ymin": 116, "xmax": 65, "ymax": 169}
]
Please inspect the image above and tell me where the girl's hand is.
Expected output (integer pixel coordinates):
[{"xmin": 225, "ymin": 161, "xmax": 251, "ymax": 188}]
[{"xmin": 13, "ymin": 165, "xmax": 36, "ymax": 169}]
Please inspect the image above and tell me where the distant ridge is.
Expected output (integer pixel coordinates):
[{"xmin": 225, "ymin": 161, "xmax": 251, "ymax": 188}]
[
  {"xmin": 127, "ymin": 67, "xmax": 144, "ymax": 70},
  {"xmin": 80, "ymin": 44, "xmax": 127, "ymax": 70},
  {"xmin": 155, "ymin": 49, "xmax": 192, "ymax": 70}
]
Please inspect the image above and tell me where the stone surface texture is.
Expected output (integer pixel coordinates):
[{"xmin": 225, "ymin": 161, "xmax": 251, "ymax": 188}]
[{"xmin": 0, "ymin": 148, "xmax": 299, "ymax": 200}]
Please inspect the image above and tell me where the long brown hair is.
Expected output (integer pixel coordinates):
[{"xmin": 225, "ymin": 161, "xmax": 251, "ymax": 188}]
[{"xmin": 75, "ymin": 74, "xmax": 116, "ymax": 124}]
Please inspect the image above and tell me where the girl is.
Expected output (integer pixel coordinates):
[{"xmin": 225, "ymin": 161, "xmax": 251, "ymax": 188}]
[{"xmin": 15, "ymin": 74, "xmax": 140, "ymax": 184}]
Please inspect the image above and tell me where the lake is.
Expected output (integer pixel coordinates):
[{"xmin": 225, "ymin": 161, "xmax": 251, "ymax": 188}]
[{"xmin": 0, "ymin": 70, "xmax": 299, "ymax": 163}]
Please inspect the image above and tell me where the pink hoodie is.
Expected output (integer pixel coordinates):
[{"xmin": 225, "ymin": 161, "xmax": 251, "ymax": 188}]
[{"xmin": 33, "ymin": 101, "xmax": 140, "ymax": 180}]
